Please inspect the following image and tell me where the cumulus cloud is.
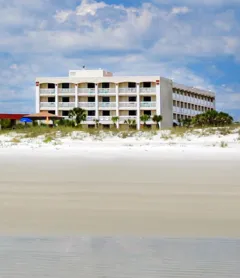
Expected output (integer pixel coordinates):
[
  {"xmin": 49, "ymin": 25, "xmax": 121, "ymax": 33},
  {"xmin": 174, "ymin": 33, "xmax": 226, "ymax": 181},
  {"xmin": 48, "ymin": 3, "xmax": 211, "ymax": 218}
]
[{"xmin": 171, "ymin": 6, "xmax": 190, "ymax": 15}]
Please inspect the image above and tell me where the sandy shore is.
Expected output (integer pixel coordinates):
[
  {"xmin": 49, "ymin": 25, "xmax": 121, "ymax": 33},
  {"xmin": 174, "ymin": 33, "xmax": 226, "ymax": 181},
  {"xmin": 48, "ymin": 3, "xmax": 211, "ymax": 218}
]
[{"xmin": 0, "ymin": 148, "xmax": 240, "ymax": 237}]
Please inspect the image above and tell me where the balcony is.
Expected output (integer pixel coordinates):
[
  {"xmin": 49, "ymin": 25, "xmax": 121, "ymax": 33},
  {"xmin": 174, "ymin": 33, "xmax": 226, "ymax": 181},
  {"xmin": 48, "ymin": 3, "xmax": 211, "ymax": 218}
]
[
  {"xmin": 99, "ymin": 116, "xmax": 112, "ymax": 121},
  {"xmin": 140, "ymin": 101, "xmax": 156, "ymax": 108},
  {"xmin": 119, "ymin": 116, "xmax": 137, "ymax": 123},
  {"xmin": 119, "ymin": 102, "xmax": 137, "ymax": 109},
  {"xmin": 78, "ymin": 88, "xmax": 95, "ymax": 95},
  {"xmin": 58, "ymin": 102, "xmax": 75, "ymax": 108},
  {"xmin": 58, "ymin": 88, "xmax": 75, "ymax": 95},
  {"xmin": 79, "ymin": 102, "xmax": 95, "ymax": 109},
  {"xmin": 119, "ymin": 88, "xmax": 137, "ymax": 95},
  {"xmin": 99, "ymin": 102, "xmax": 116, "ymax": 108},
  {"xmin": 40, "ymin": 102, "xmax": 55, "ymax": 108},
  {"xmin": 40, "ymin": 89, "xmax": 55, "ymax": 95},
  {"xmin": 140, "ymin": 87, "xmax": 156, "ymax": 94},
  {"xmin": 86, "ymin": 116, "xmax": 95, "ymax": 121},
  {"xmin": 98, "ymin": 88, "xmax": 116, "ymax": 95}
]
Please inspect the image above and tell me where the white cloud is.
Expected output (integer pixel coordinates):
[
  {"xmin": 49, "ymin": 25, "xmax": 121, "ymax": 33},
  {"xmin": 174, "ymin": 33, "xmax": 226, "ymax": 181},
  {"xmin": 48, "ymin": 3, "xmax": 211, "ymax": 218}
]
[
  {"xmin": 76, "ymin": 0, "xmax": 107, "ymax": 16},
  {"xmin": 171, "ymin": 6, "xmax": 190, "ymax": 15},
  {"xmin": 154, "ymin": 0, "xmax": 240, "ymax": 6}
]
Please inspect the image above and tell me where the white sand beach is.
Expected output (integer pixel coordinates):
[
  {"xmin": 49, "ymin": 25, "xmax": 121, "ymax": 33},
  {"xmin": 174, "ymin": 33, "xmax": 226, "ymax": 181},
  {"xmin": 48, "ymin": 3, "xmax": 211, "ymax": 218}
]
[{"xmin": 0, "ymin": 129, "xmax": 240, "ymax": 237}]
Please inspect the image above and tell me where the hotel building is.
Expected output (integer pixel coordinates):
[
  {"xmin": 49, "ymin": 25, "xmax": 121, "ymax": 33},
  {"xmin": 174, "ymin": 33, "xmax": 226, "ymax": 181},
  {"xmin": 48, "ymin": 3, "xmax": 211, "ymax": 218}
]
[{"xmin": 36, "ymin": 69, "xmax": 216, "ymax": 129}]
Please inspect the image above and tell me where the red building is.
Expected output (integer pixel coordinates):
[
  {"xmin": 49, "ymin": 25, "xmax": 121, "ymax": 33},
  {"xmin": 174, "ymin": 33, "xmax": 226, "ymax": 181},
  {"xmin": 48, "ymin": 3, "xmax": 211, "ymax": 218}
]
[{"xmin": 0, "ymin": 113, "xmax": 27, "ymax": 129}]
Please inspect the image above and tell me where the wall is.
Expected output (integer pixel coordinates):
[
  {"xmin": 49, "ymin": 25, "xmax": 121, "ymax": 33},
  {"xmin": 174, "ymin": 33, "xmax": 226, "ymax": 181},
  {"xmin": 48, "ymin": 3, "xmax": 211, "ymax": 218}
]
[{"xmin": 160, "ymin": 78, "xmax": 173, "ymax": 128}]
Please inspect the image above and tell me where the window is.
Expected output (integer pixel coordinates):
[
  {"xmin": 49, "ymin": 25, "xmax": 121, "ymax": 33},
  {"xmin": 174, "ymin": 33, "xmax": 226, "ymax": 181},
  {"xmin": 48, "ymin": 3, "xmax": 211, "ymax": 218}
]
[
  {"xmin": 103, "ymin": 124, "xmax": 110, "ymax": 129},
  {"xmin": 88, "ymin": 110, "xmax": 95, "ymax": 116},
  {"xmin": 62, "ymin": 97, "xmax": 69, "ymax": 102},
  {"xmin": 62, "ymin": 83, "xmax": 70, "ymax": 89},
  {"xmin": 143, "ymin": 96, "xmax": 151, "ymax": 102},
  {"xmin": 144, "ymin": 110, "xmax": 151, "ymax": 116},
  {"xmin": 48, "ymin": 110, "xmax": 55, "ymax": 115},
  {"xmin": 48, "ymin": 83, "xmax": 55, "ymax": 89},
  {"xmin": 102, "ymin": 83, "xmax": 110, "ymax": 88},
  {"xmin": 87, "ymin": 83, "xmax": 95, "ymax": 88},
  {"xmin": 103, "ymin": 110, "xmax": 110, "ymax": 116},
  {"xmin": 129, "ymin": 96, "xmax": 136, "ymax": 102},
  {"xmin": 48, "ymin": 97, "xmax": 55, "ymax": 102},
  {"xmin": 143, "ymin": 82, "xmax": 151, "ymax": 88},
  {"xmin": 129, "ymin": 110, "xmax": 137, "ymax": 116},
  {"xmin": 88, "ymin": 97, "xmax": 95, "ymax": 102},
  {"xmin": 102, "ymin": 97, "xmax": 110, "ymax": 102},
  {"xmin": 88, "ymin": 124, "xmax": 95, "ymax": 128},
  {"xmin": 128, "ymin": 82, "xmax": 136, "ymax": 88},
  {"xmin": 62, "ymin": 110, "xmax": 69, "ymax": 117}
]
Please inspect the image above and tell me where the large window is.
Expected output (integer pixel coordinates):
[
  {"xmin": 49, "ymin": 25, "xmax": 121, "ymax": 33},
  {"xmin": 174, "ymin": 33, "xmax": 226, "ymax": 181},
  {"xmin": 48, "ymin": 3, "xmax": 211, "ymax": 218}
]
[
  {"xmin": 102, "ymin": 83, "xmax": 110, "ymax": 88},
  {"xmin": 62, "ymin": 97, "xmax": 69, "ymax": 102},
  {"xmin": 128, "ymin": 82, "xmax": 136, "ymax": 88},
  {"xmin": 102, "ymin": 110, "xmax": 110, "ymax": 116},
  {"xmin": 62, "ymin": 110, "xmax": 69, "ymax": 117},
  {"xmin": 143, "ymin": 82, "xmax": 151, "ymax": 88},
  {"xmin": 144, "ymin": 110, "xmax": 151, "ymax": 116},
  {"xmin": 143, "ymin": 96, "xmax": 151, "ymax": 102},
  {"xmin": 88, "ymin": 97, "xmax": 95, "ymax": 102},
  {"xmin": 48, "ymin": 97, "xmax": 55, "ymax": 102},
  {"xmin": 102, "ymin": 97, "xmax": 110, "ymax": 102},
  {"xmin": 129, "ymin": 96, "xmax": 136, "ymax": 102},
  {"xmin": 129, "ymin": 110, "xmax": 137, "ymax": 116},
  {"xmin": 62, "ymin": 83, "xmax": 70, "ymax": 89},
  {"xmin": 48, "ymin": 83, "xmax": 55, "ymax": 89},
  {"xmin": 87, "ymin": 83, "xmax": 95, "ymax": 88},
  {"xmin": 48, "ymin": 110, "xmax": 55, "ymax": 115},
  {"xmin": 88, "ymin": 110, "xmax": 95, "ymax": 116}
]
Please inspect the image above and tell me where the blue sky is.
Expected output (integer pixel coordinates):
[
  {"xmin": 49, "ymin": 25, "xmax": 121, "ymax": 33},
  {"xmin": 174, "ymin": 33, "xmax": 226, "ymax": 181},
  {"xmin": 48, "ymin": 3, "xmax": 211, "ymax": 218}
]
[{"xmin": 0, "ymin": 0, "xmax": 240, "ymax": 119}]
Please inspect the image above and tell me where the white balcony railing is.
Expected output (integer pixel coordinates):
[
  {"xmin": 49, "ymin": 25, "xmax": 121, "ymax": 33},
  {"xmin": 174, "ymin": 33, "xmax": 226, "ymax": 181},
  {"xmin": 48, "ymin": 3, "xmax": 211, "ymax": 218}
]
[
  {"xmin": 140, "ymin": 101, "xmax": 156, "ymax": 108},
  {"xmin": 99, "ymin": 116, "xmax": 112, "ymax": 121},
  {"xmin": 78, "ymin": 88, "xmax": 95, "ymax": 94},
  {"xmin": 58, "ymin": 88, "xmax": 75, "ymax": 95},
  {"xmin": 119, "ymin": 102, "xmax": 137, "ymax": 108},
  {"xmin": 40, "ymin": 102, "xmax": 55, "ymax": 108},
  {"xmin": 99, "ymin": 102, "xmax": 116, "ymax": 108},
  {"xmin": 139, "ymin": 87, "xmax": 156, "ymax": 94},
  {"xmin": 119, "ymin": 88, "xmax": 137, "ymax": 94},
  {"xmin": 59, "ymin": 102, "xmax": 75, "ymax": 108},
  {"xmin": 86, "ymin": 116, "xmax": 95, "ymax": 121},
  {"xmin": 119, "ymin": 116, "xmax": 137, "ymax": 122},
  {"xmin": 78, "ymin": 102, "xmax": 95, "ymax": 108},
  {"xmin": 98, "ymin": 88, "xmax": 116, "ymax": 94},
  {"xmin": 40, "ymin": 89, "xmax": 55, "ymax": 95}
]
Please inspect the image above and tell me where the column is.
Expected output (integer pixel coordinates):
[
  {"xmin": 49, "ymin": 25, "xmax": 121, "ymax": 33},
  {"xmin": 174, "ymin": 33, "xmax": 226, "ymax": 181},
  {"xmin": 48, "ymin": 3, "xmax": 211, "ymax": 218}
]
[
  {"xmin": 35, "ymin": 81, "xmax": 40, "ymax": 113},
  {"xmin": 115, "ymin": 83, "xmax": 119, "ymax": 129},
  {"xmin": 156, "ymin": 80, "xmax": 161, "ymax": 128},
  {"xmin": 95, "ymin": 83, "xmax": 99, "ymax": 119},
  {"xmin": 136, "ymin": 83, "xmax": 140, "ymax": 130},
  {"xmin": 55, "ymin": 84, "xmax": 58, "ymax": 116},
  {"xmin": 75, "ymin": 84, "xmax": 78, "ymax": 108}
]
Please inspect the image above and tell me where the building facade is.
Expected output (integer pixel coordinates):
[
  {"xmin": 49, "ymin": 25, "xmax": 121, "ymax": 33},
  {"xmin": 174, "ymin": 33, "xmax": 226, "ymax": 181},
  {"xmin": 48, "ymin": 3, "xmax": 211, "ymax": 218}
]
[{"xmin": 36, "ymin": 69, "xmax": 216, "ymax": 129}]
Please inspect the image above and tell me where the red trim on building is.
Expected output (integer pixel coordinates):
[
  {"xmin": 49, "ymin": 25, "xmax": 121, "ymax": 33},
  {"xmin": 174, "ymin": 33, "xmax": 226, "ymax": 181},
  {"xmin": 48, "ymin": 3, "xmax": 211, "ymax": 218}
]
[
  {"xmin": 0, "ymin": 114, "xmax": 27, "ymax": 120},
  {"xmin": 36, "ymin": 82, "xmax": 39, "ymax": 86},
  {"xmin": 156, "ymin": 80, "xmax": 160, "ymax": 85}
]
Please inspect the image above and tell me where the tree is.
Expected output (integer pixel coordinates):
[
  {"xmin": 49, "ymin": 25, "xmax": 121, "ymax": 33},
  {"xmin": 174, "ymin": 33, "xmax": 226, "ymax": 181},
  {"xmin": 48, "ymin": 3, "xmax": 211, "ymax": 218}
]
[
  {"xmin": 152, "ymin": 115, "xmax": 162, "ymax": 129},
  {"xmin": 69, "ymin": 108, "xmax": 86, "ymax": 126},
  {"xmin": 93, "ymin": 118, "xmax": 100, "ymax": 128},
  {"xmin": 140, "ymin": 114, "xmax": 150, "ymax": 128},
  {"xmin": 124, "ymin": 119, "xmax": 136, "ymax": 130},
  {"xmin": 181, "ymin": 118, "xmax": 192, "ymax": 128},
  {"xmin": 111, "ymin": 116, "xmax": 119, "ymax": 128}
]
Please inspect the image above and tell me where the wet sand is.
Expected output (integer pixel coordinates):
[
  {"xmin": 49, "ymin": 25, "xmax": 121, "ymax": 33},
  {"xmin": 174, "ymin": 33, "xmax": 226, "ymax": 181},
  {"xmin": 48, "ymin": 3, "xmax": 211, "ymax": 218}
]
[{"xmin": 0, "ymin": 150, "xmax": 240, "ymax": 237}]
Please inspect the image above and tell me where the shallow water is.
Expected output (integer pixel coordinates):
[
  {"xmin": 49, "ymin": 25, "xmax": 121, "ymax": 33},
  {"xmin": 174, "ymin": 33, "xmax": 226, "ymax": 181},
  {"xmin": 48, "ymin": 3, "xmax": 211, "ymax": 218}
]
[{"xmin": 0, "ymin": 237, "xmax": 240, "ymax": 277}]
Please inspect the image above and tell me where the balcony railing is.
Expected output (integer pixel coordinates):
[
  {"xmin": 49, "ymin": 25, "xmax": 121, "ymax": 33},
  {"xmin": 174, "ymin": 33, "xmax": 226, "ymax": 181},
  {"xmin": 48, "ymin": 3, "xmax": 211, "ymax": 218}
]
[
  {"xmin": 99, "ymin": 116, "xmax": 112, "ymax": 121},
  {"xmin": 98, "ymin": 88, "xmax": 116, "ymax": 94},
  {"xmin": 79, "ymin": 102, "xmax": 95, "ymax": 108},
  {"xmin": 119, "ymin": 88, "xmax": 137, "ymax": 94},
  {"xmin": 140, "ymin": 87, "xmax": 156, "ymax": 94},
  {"xmin": 59, "ymin": 102, "xmax": 75, "ymax": 108},
  {"xmin": 119, "ymin": 116, "xmax": 137, "ymax": 122},
  {"xmin": 99, "ymin": 102, "xmax": 116, "ymax": 108},
  {"xmin": 140, "ymin": 101, "xmax": 156, "ymax": 108},
  {"xmin": 40, "ymin": 89, "xmax": 55, "ymax": 95},
  {"xmin": 40, "ymin": 102, "xmax": 55, "ymax": 108},
  {"xmin": 86, "ymin": 116, "xmax": 95, "ymax": 121},
  {"xmin": 119, "ymin": 102, "xmax": 137, "ymax": 108},
  {"xmin": 58, "ymin": 88, "xmax": 75, "ymax": 95},
  {"xmin": 78, "ymin": 88, "xmax": 95, "ymax": 94}
]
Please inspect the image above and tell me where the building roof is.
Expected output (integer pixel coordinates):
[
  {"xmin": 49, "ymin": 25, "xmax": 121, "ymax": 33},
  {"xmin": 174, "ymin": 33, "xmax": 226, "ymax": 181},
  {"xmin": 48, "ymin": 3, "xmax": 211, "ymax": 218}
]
[
  {"xmin": 26, "ymin": 111, "xmax": 62, "ymax": 120},
  {"xmin": 0, "ymin": 114, "xmax": 27, "ymax": 120}
]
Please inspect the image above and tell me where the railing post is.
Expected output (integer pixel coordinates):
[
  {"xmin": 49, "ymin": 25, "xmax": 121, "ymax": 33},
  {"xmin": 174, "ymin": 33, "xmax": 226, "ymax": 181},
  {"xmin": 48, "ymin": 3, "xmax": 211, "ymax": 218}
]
[{"xmin": 55, "ymin": 84, "xmax": 58, "ymax": 116}]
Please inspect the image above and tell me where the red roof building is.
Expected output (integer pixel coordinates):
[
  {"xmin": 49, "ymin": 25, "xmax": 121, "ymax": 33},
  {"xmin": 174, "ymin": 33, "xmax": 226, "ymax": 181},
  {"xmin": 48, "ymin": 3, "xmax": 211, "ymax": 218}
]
[{"xmin": 0, "ymin": 114, "xmax": 27, "ymax": 120}]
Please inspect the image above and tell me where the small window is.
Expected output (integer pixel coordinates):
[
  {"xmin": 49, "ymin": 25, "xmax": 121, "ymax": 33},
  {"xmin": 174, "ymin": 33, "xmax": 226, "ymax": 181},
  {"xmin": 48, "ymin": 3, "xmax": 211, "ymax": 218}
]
[
  {"xmin": 88, "ymin": 110, "xmax": 95, "ymax": 116},
  {"xmin": 102, "ymin": 97, "xmax": 110, "ymax": 102},
  {"xmin": 143, "ymin": 96, "xmax": 151, "ymax": 102},
  {"xmin": 102, "ymin": 110, "xmax": 110, "ymax": 116},
  {"xmin": 143, "ymin": 82, "xmax": 151, "ymax": 88},
  {"xmin": 128, "ymin": 82, "xmax": 136, "ymax": 88},
  {"xmin": 129, "ymin": 110, "xmax": 137, "ymax": 116},
  {"xmin": 48, "ymin": 97, "xmax": 55, "ymax": 102},
  {"xmin": 129, "ymin": 96, "xmax": 136, "ymax": 102},
  {"xmin": 62, "ymin": 97, "xmax": 69, "ymax": 102},
  {"xmin": 48, "ymin": 110, "xmax": 55, "ymax": 115},
  {"xmin": 102, "ymin": 83, "xmax": 110, "ymax": 88},
  {"xmin": 62, "ymin": 110, "xmax": 69, "ymax": 117},
  {"xmin": 87, "ymin": 83, "xmax": 95, "ymax": 88},
  {"xmin": 48, "ymin": 83, "xmax": 55, "ymax": 89},
  {"xmin": 88, "ymin": 97, "xmax": 95, "ymax": 102},
  {"xmin": 144, "ymin": 110, "xmax": 151, "ymax": 116},
  {"xmin": 62, "ymin": 83, "xmax": 70, "ymax": 89}
]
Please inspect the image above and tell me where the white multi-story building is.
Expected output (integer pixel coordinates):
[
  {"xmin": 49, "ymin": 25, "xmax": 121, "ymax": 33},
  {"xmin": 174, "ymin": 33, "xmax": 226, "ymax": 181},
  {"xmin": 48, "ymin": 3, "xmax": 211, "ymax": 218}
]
[{"xmin": 36, "ymin": 69, "xmax": 216, "ymax": 129}]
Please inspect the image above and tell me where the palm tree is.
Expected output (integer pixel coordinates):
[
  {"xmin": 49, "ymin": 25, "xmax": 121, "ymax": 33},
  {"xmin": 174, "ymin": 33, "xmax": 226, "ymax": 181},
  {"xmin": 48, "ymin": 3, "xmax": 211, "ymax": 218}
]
[
  {"xmin": 93, "ymin": 118, "xmax": 100, "ymax": 128},
  {"xmin": 152, "ymin": 115, "xmax": 162, "ymax": 129},
  {"xmin": 111, "ymin": 116, "xmax": 119, "ymax": 128},
  {"xmin": 69, "ymin": 108, "xmax": 86, "ymax": 126},
  {"xmin": 140, "ymin": 114, "xmax": 150, "ymax": 128}
]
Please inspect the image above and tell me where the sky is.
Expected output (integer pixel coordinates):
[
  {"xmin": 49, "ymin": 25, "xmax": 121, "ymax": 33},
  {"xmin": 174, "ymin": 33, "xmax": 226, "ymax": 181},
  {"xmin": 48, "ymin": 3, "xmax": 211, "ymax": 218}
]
[{"xmin": 0, "ymin": 0, "xmax": 240, "ymax": 119}]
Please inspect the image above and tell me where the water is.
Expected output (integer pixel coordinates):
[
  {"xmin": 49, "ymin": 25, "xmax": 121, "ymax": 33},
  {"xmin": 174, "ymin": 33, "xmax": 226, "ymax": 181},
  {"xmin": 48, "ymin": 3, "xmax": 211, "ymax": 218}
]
[{"xmin": 0, "ymin": 237, "xmax": 239, "ymax": 277}]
